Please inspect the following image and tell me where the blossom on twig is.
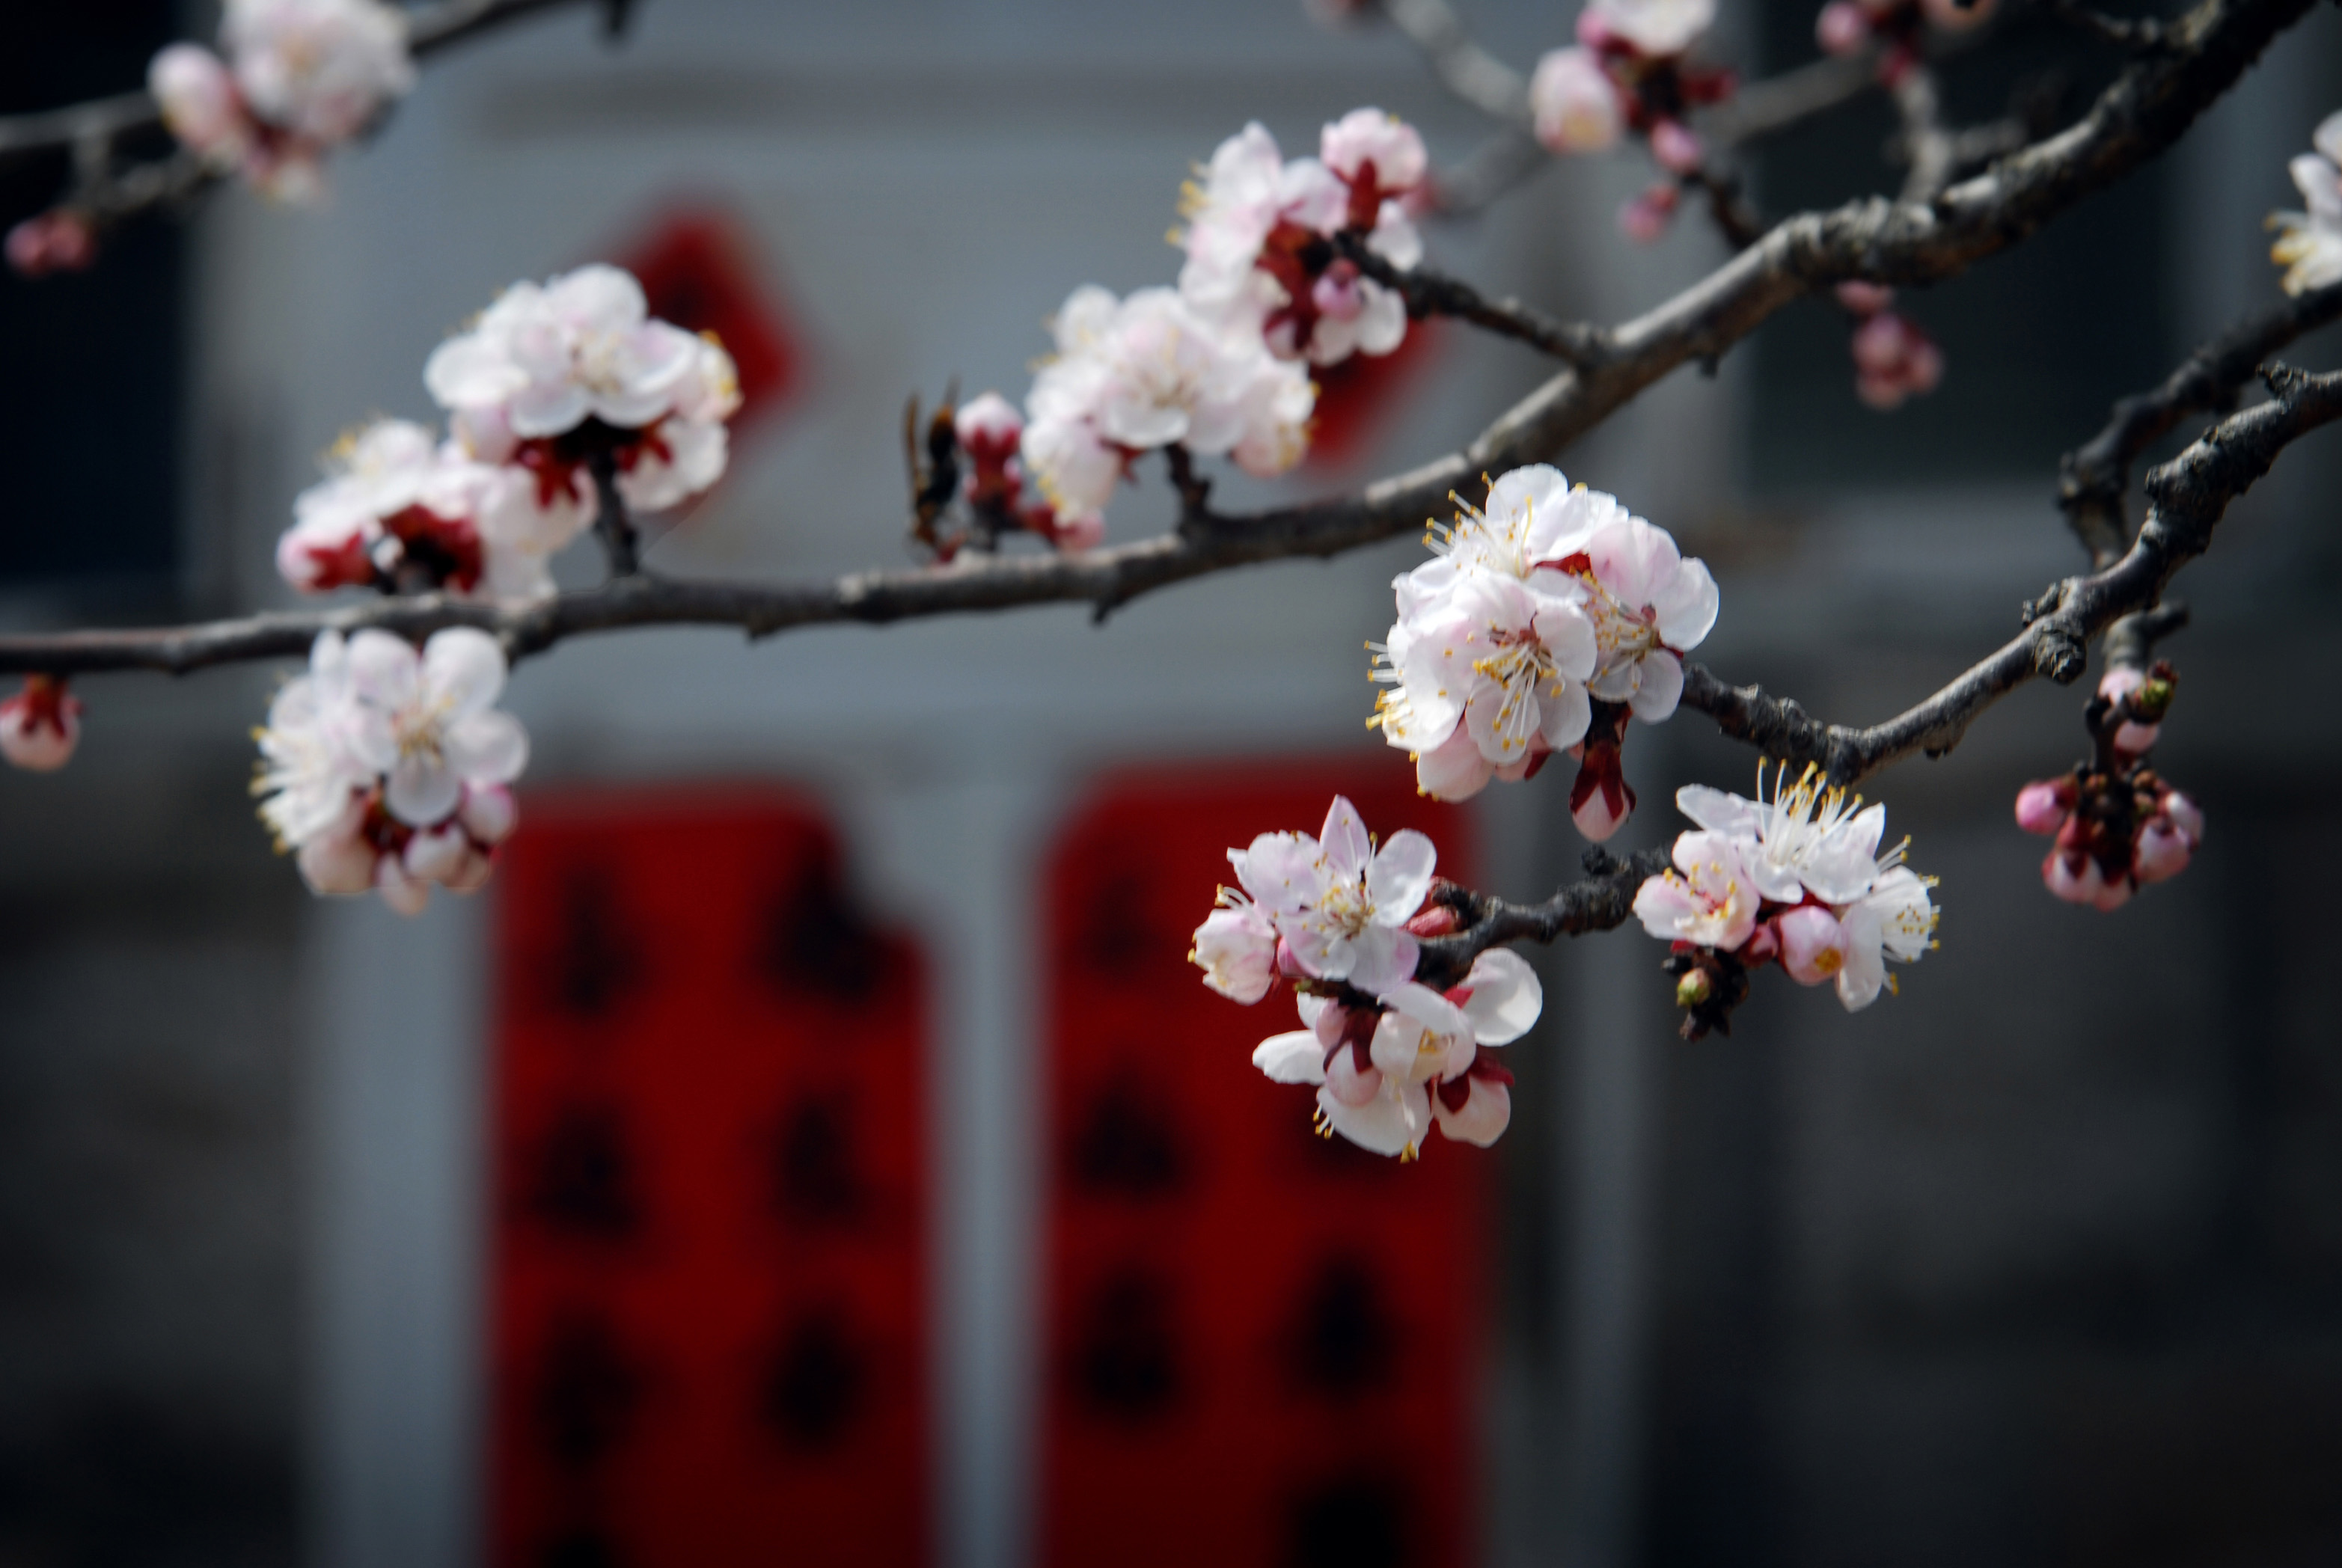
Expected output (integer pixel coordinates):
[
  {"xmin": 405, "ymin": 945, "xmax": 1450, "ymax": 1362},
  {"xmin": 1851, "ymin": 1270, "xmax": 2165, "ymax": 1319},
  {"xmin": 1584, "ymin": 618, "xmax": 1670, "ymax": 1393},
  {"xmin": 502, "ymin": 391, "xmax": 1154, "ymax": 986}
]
[
  {"xmin": 254, "ymin": 628, "xmax": 528, "ymax": 913},
  {"xmin": 1636, "ymin": 763, "xmax": 1938, "ymax": 1033},
  {"xmin": 426, "ymin": 263, "xmax": 741, "ymax": 521},
  {"xmin": 1371, "ymin": 464, "xmax": 1715, "ymax": 836},
  {"xmin": 150, "ymin": 0, "xmax": 415, "ymax": 203}
]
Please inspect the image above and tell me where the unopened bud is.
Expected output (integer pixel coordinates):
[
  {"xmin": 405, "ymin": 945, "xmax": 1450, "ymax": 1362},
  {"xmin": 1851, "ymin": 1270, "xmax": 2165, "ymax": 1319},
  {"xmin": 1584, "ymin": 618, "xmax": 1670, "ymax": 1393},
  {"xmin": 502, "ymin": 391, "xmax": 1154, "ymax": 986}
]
[
  {"xmin": 2129, "ymin": 676, "xmax": 2174, "ymax": 721},
  {"xmin": 1675, "ymin": 968, "xmax": 1713, "ymax": 1008}
]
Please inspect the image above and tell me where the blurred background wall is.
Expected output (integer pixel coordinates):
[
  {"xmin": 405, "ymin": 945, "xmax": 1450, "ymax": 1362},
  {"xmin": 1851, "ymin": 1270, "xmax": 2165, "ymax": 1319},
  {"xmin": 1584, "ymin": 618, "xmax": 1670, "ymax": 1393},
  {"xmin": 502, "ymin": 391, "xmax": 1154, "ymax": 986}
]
[{"xmin": 1, "ymin": 0, "xmax": 2341, "ymax": 1565}]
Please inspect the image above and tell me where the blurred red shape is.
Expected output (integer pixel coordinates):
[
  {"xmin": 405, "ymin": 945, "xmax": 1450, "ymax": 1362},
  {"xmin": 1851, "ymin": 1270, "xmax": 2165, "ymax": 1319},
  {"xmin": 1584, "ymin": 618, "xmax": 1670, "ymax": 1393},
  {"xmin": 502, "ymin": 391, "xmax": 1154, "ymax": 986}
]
[
  {"xmin": 619, "ymin": 211, "xmax": 804, "ymax": 430},
  {"xmin": 1040, "ymin": 762, "xmax": 1487, "ymax": 1568},
  {"xmin": 489, "ymin": 788, "xmax": 926, "ymax": 1568},
  {"xmin": 1306, "ymin": 322, "xmax": 1443, "ymax": 471}
]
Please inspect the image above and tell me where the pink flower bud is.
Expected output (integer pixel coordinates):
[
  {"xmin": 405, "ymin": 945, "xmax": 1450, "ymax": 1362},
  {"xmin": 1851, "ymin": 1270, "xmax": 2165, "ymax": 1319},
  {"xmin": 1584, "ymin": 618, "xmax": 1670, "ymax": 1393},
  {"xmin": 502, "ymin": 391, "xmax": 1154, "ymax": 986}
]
[
  {"xmin": 1404, "ymin": 904, "xmax": 1461, "ymax": 938},
  {"xmin": 2042, "ymin": 849, "xmax": 2103, "ymax": 906},
  {"xmin": 1851, "ymin": 313, "xmax": 1910, "ymax": 374},
  {"xmin": 2089, "ymin": 875, "xmax": 2132, "ymax": 913},
  {"xmin": 1903, "ymin": 338, "xmax": 1945, "ymax": 394},
  {"xmin": 2132, "ymin": 819, "xmax": 2192, "ymax": 884},
  {"xmin": 0, "ymin": 676, "xmax": 82, "ymax": 772},
  {"xmin": 2159, "ymin": 791, "xmax": 2204, "ymax": 848},
  {"xmin": 1649, "ymin": 118, "xmax": 1704, "ymax": 174},
  {"xmin": 2097, "ymin": 667, "xmax": 2159, "ymax": 755},
  {"xmin": 1618, "ymin": 184, "xmax": 1679, "ymax": 244},
  {"xmin": 953, "ymin": 391, "xmax": 1024, "ymax": 465},
  {"xmin": 1777, "ymin": 904, "xmax": 1851, "ymax": 985},
  {"xmin": 1576, "ymin": 7, "xmax": 1619, "ymax": 49},
  {"xmin": 4, "ymin": 212, "xmax": 95, "ymax": 278},
  {"xmin": 1741, "ymin": 919, "xmax": 1781, "ymax": 964},
  {"xmin": 1834, "ymin": 280, "xmax": 1894, "ymax": 315},
  {"xmin": 149, "ymin": 43, "xmax": 248, "ymax": 161},
  {"xmin": 375, "ymin": 858, "xmax": 432, "ymax": 917},
  {"xmin": 1816, "ymin": 1, "xmax": 1873, "ymax": 54},
  {"xmin": 2014, "ymin": 779, "xmax": 2073, "ymax": 835},
  {"xmin": 1854, "ymin": 372, "xmax": 1910, "ymax": 411}
]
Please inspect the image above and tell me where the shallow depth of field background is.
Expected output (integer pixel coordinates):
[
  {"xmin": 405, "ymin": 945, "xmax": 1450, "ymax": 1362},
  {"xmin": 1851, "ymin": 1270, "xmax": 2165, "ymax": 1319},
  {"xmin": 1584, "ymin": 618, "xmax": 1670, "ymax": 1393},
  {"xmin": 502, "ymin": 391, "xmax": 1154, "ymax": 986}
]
[{"xmin": 2, "ymin": 1, "xmax": 2341, "ymax": 1565}]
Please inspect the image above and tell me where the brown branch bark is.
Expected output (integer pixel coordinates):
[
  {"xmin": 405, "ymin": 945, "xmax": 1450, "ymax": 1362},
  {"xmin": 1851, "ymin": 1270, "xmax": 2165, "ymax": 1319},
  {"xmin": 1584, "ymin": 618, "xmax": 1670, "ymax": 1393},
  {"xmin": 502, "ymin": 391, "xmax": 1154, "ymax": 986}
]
[
  {"xmin": 0, "ymin": 0, "xmax": 2314, "ymax": 687},
  {"xmin": 2058, "ymin": 278, "xmax": 2342, "ymax": 566},
  {"xmin": 1413, "ymin": 846, "xmax": 1675, "ymax": 988},
  {"xmin": 1331, "ymin": 232, "xmax": 1609, "ymax": 365},
  {"xmin": 1677, "ymin": 366, "xmax": 2342, "ymax": 785}
]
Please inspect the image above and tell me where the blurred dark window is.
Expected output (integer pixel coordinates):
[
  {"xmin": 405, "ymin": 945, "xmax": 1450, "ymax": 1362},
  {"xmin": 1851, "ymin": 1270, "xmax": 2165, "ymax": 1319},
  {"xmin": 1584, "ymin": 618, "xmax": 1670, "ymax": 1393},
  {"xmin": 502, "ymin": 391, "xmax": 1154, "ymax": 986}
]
[
  {"xmin": 0, "ymin": 0, "xmax": 183, "ymax": 589},
  {"xmin": 1746, "ymin": 1, "xmax": 2174, "ymax": 493}
]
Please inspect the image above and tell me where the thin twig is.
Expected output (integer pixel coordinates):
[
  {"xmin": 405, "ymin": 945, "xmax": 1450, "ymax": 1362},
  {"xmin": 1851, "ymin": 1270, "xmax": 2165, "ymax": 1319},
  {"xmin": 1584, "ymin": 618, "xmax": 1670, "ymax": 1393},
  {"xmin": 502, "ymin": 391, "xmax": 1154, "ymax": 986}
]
[
  {"xmin": 1332, "ymin": 232, "xmax": 1611, "ymax": 365},
  {"xmin": 1413, "ymin": 845, "xmax": 1675, "ymax": 986},
  {"xmin": 1676, "ymin": 366, "xmax": 2342, "ymax": 785},
  {"xmin": 1373, "ymin": 0, "xmax": 1532, "ymax": 125},
  {"xmin": 2058, "ymin": 278, "xmax": 2342, "ymax": 566}
]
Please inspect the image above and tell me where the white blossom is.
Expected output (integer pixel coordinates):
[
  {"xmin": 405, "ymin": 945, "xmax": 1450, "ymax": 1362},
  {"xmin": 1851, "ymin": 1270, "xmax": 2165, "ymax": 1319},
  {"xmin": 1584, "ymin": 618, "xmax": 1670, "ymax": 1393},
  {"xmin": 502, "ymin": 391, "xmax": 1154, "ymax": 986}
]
[
  {"xmin": 1589, "ymin": 0, "xmax": 1716, "ymax": 57},
  {"xmin": 424, "ymin": 265, "xmax": 739, "ymax": 524},
  {"xmin": 1835, "ymin": 866, "xmax": 1935, "ymax": 1010},
  {"xmin": 1018, "ymin": 283, "xmax": 1312, "ymax": 529},
  {"xmin": 1674, "ymin": 762, "xmax": 1887, "ymax": 907},
  {"xmin": 1250, "ymin": 949, "xmax": 1539, "ymax": 1159},
  {"xmin": 2270, "ymin": 110, "xmax": 2342, "ymax": 296},
  {"xmin": 150, "ymin": 0, "xmax": 413, "ymax": 200},
  {"xmin": 1229, "ymin": 795, "xmax": 1435, "ymax": 997},
  {"xmin": 1531, "ymin": 48, "xmax": 1625, "ymax": 154},
  {"xmin": 1633, "ymin": 830, "xmax": 1762, "ymax": 952},
  {"xmin": 1542, "ymin": 500, "xmax": 1719, "ymax": 722},
  {"xmin": 340, "ymin": 628, "xmax": 528, "ymax": 828}
]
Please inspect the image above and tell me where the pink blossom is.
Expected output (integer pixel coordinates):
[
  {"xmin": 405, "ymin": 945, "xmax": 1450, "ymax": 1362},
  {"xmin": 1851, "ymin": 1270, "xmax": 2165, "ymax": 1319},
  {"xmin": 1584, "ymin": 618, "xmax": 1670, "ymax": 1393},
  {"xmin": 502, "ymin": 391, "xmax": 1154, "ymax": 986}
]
[
  {"xmin": 2013, "ymin": 777, "xmax": 2076, "ymax": 835},
  {"xmin": 1634, "ymin": 830, "xmax": 1763, "ymax": 952},
  {"xmin": 1649, "ymin": 118, "xmax": 1704, "ymax": 174},
  {"xmin": 2097, "ymin": 667, "xmax": 2161, "ymax": 756},
  {"xmin": 1851, "ymin": 311, "xmax": 1944, "ymax": 409},
  {"xmin": 0, "ymin": 676, "xmax": 82, "ymax": 772},
  {"xmin": 1776, "ymin": 904, "xmax": 1850, "ymax": 985},
  {"xmin": 1319, "ymin": 108, "xmax": 1428, "ymax": 215}
]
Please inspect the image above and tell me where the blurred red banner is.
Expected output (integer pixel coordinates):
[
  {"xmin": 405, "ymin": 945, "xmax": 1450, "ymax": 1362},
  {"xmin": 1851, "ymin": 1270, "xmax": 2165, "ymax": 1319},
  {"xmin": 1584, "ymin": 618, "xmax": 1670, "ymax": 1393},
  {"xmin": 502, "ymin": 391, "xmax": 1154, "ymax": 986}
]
[
  {"xmin": 1040, "ymin": 762, "xmax": 1487, "ymax": 1568},
  {"xmin": 489, "ymin": 789, "xmax": 926, "ymax": 1568}
]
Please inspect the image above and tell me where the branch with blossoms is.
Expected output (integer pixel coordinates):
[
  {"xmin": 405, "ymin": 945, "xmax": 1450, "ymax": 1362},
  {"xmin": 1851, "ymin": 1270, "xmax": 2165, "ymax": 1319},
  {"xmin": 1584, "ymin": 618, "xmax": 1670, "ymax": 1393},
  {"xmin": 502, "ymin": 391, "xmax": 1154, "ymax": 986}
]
[
  {"xmin": 0, "ymin": 0, "xmax": 606, "ymax": 276},
  {"xmin": 0, "ymin": 0, "xmax": 2338, "ymax": 1155}
]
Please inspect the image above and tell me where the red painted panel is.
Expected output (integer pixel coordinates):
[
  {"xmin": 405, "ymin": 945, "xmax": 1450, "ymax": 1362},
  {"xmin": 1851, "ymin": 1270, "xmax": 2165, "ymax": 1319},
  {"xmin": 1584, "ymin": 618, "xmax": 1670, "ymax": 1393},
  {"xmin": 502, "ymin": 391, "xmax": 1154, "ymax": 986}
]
[
  {"xmin": 489, "ymin": 788, "xmax": 926, "ymax": 1568},
  {"xmin": 1040, "ymin": 762, "xmax": 1487, "ymax": 1568}
]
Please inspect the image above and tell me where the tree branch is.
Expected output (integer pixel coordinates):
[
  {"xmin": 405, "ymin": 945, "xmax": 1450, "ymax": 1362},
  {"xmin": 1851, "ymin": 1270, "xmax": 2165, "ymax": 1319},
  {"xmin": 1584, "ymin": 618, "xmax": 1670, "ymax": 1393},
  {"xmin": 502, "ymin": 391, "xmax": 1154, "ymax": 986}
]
[
  {"xmin": 1678, "ymin": 366, "xmax": 2342, "ymax": 785},
  {"xmin": 1332, "ymin": 231, "xmax": 1610, "ymax": 365},
  {"xmin": 0, "ymin": 0, "xmax": 2311, "ymax": 689},
  {"xmin": 1413, "ymin": 846, "xmax": 1675, "ymax": 988},
  {"xmin": 2058, "ymin": 278, "xmax": 2342, "ymax": 566}
]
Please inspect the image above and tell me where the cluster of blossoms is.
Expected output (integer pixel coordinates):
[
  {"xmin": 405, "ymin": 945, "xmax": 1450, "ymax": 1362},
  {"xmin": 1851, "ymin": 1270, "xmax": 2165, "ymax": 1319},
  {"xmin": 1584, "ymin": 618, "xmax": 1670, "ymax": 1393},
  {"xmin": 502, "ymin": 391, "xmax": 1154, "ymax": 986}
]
[
  {"xmin": 0, "ymin": 676, "xmax": 83, "ymax": 772},
  {"xmin": 1190, "ymin": 797, "xmax": 1541, "ymax": 1160},
  {"xmin": 2017, "ymin": 662, "xmax": 2202, "ymax": 910},
  {"xmin": 1814, "ymin": 0, "xmax": 1996, "ymax": 82},
  {"xmin": 1634, "ymin": 763, "xmax": 1939, "ymax": 1036},
  {"xmin": 1527, "ymin": 0, "xmax": 1735, "ymax": 240},
  {"xmin": 150, "ymin": 0, "xmax": 414, "ymax": 203},
  {"xmin": 1370, "ymin": 464, "xmax": 1718, "ymax": 839},
  {"xmin": 941, "ymin": 108, "xmax": 1428, "ymax": 545},
  {"xmin": 2270, "ymin": 110, "xmax": 2342, "ymax": 297},
  {"xmin": 279, "ymin": 264, "xmax": 739, "ymax": 601},
  {"xmin": 254, "ymin": 628, "xmax": 527, "ymax": 914},
  {"xmin": 1835, "ymin": 283, "xmax": 1945, "ymax": 411}
]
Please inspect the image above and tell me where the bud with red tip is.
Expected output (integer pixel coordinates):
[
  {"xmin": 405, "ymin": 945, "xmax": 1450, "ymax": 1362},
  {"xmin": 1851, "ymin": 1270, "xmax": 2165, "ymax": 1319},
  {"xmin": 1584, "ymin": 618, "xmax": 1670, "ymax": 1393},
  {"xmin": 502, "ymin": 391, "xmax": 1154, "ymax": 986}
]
[
  {"xmin": 0, "ymin": 676, "xmax": 82, "ymax": 772},
  {"xmin": 4, "ymin": 211, "xmax": 96, "ymax": 278}
]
